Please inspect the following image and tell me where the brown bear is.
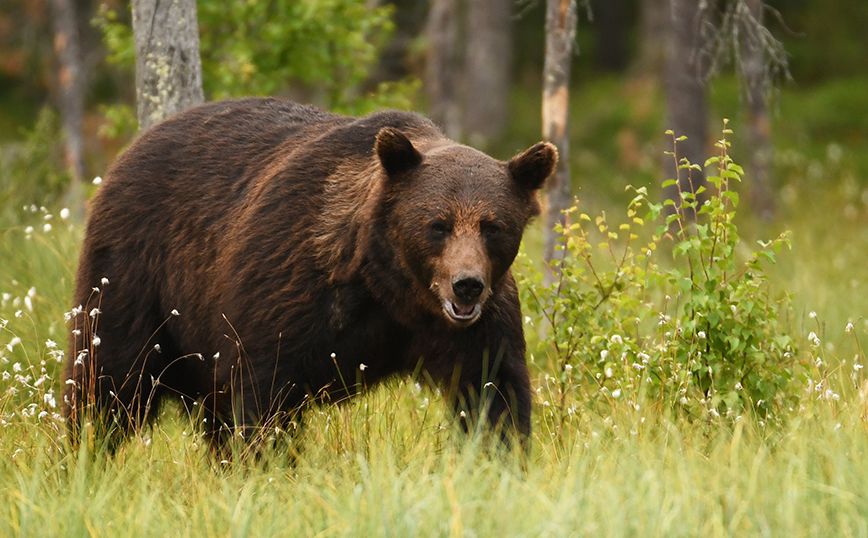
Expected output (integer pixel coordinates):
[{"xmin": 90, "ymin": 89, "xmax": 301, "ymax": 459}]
[{"xmin": 63, "ymin": 97, "xmax": 556, "ymax": 450}]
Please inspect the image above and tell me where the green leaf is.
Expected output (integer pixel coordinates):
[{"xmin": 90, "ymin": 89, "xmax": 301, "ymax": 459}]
[{"xmin": 722, "ymin": 191, "xmax": 739, "ymax": 207}]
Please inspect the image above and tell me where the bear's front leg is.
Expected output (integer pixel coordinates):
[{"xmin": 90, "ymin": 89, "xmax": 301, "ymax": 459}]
[
  {"xmin": 422, "ymin": 291, "xmax": 532, "ymax": 450},
  {"xmin": 450, "ymin": 333, "xmax": 532, "ymax": 450}
]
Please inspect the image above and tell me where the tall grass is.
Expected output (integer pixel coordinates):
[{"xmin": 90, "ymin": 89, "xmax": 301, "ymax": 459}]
[
  {"xmin": 4, "ymin": 75, "xmax": 868, "ymax": 535},
  {"xmin": 2, "ymin": 193, "xmax": 868, "ymax": 537}
]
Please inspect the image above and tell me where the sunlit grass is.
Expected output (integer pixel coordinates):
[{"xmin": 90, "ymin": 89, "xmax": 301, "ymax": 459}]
[
  {"xmin": 1, "ymin": 192, "xmax": 868, "ymax": 536},
  {"xmin": 3, "ymin": 76, "xmax": 868, "ymax": 535}
]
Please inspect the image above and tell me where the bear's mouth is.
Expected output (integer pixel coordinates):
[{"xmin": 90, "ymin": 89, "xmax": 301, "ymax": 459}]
[{"xmin": 444, "ymin": 300, "xmax": 482, "ymax": 324}]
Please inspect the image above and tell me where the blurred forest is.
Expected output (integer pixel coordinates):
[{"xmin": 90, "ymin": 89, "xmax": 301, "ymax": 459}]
[{"xmin": 0, "ymin": 0, "xmax": 867, "ymax": 225}]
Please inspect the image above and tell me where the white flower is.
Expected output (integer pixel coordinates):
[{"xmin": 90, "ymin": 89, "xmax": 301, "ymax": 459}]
[
  {"xmin": 730, "ymin": 305, "xmax": 738, "ymax": 315},
  {"xmin": 89, "ymin": 308, "xmax": 100, "ymax": 318},
  {"xmin": 25, "ymin": 226, "xmax": 33, "ymax": 235},
  {"xmin": 153, "ymin": 344, "xmax": 161, "ymax": 352},
  {"xmin": 101, "ymin": 277, "xmax": 110, "ymax": 286},
  {"xmin": 809, "ymin": 311, "xmax": 817, "ymax": 319},
  {"xmin": 60, "ymin": 208, "xmax": 70, "ymax": 220},
  {"xmin": 564, "ymin": 364, "xmax": 573, "ymax": 371},
  {"xmin": 359, "ymin": 363, "xmax": 368, "ymax": 371},
  {"xmin": 12, "ymin": 362, "xmax": 22, "ymax": 372},
  {"xmin": 524, "ymin": 316, "xmax": 531, "ymax": 324},
  {"xmin": 631, "ymin": 363, "xmax": 644, "ymax": 371},
  {"xmin": 43, "ymin": 223, "xmax": 52, "ymax": 233},
  {"xmin": 854, "ymin": 363, "xmax": 863, "ymax": 371},
  {"xmin": 600, "ymin": 349, "xmax": 609, "ymax": 361},
  {"xmin": 92, "ymin": 336, "xmax": 101, "ymax": 347},
  {"xmin": 170, "ymin": 309, "xmax": 180, "ymax": 316},
  {"xmin": 612, "ymin": 389, "xmax": 621, "ymax": 398},
  {"xmin": 697, "ymin": 331, "xmax": 706, "ymax": 339},
  {"xmin": 610, "ymin": 334, "xmax": 623, "ymax": 345},
  {"xmin": 605, "ymin": 367, "xmax": 613, "ymax": 378},
  {"xmin": 680, "ymin": 397, "xmax": 688, "ymax": 405},
  {"xmin": 734, "ymin": 382, "xmax": 743, "ymax": 390},
  {"xmin": 846, "ymin": 322, "xmax": 854, "ymax": 334},
  {"xmin": 93, "ymin": 176, "xmax": 102, "ymax": 185},
  {"xmin": 27, "ymin": 287, "xmax": 36, "ymax": 298}
]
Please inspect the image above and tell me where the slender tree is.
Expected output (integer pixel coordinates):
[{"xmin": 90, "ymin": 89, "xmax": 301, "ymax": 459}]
[
  {"xmin": 542, "ymin": 0, "xmax": 577, "ymax": 269},
  {"xmin": 663, "ymin": 0, "xmax": 709, "ymax": 206},
  {"xmin": 742, "ymin": 0, "xmax": 775, "ymax": 220},
  {"xmin": 464, "ymin": 0, "xmax": 513, "ymax": 147},
  {"xmin": 131, "ymin": 0, "xmax": 204, "ymax": 131},
  {"xmin": 49, "ymin": 0, "xmax": 85, "ymax": 217},
  {"xmin": 425, "ymin": 0, "xmax": 462, "ymax": 140}
]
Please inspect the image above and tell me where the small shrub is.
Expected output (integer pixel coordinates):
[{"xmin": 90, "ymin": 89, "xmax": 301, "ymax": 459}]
[{"xmin": 519, "ymin": 121, "xmax": 802, "ymax": 428}]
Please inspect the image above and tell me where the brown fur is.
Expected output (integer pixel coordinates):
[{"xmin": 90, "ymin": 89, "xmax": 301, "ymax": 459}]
[{"xmin": 63, "ymin": 97, "xmax": 557, "ymax": 450}]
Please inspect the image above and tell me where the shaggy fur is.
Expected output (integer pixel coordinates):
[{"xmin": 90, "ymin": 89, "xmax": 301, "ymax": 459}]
[{"xmin": 63, "ymin": 97, "xmax": 557, "ymax": 449}]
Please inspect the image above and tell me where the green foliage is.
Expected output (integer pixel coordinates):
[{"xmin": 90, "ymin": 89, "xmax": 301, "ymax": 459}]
[
  {"xmin": 519, "ymin": 123, "xmax": 801, "ymax": 425},
  {"xmin": 93, "ymin": 0, "xmax": 419, "ymax": 116},
  {"xmin": 0, "ymin": 108, "xmax": 69, "ymax": 223}
]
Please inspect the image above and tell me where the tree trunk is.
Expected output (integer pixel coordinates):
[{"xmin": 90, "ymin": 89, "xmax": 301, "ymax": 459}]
[
  {"xmin": 425, "ymin": 0, "xmax": 462, "ymax": 140},
  {"xmin": 743, "ymin": 0, "xmax": 775, "ymax": 221},
  {"xmin": 663, "ymin": 0, "xmax": 709, "ymax": 207},
  {"xmin": 542, "ymin": 0, "xmax": 577, "ymax": 271},
  {"xmin": 131, "ymin": 0, "xmax": 204, "ymax": 132},
  {"xmin": 49, "ymin": 0, "xmax": 85, "ymax": 219},
  {"xmin": 464, "ymin": 0, "xmax": 513, "ymax": 147}
]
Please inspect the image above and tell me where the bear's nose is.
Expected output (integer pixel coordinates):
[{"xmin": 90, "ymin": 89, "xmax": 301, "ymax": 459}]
[{"xmin": 452, "ymin": 276, "xmax": 485, "ymax": 303}]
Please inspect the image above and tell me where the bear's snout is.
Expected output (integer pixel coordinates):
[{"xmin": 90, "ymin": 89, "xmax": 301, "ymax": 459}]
[{"xmin": 452, "ymin": 275, "xmax": 485, "ymax": 303}]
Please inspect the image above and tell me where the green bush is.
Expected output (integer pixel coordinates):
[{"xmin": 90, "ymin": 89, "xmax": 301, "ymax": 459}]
[{"xmin": 518, "ymin": 122, "xmax": 802, "ymax": 426}]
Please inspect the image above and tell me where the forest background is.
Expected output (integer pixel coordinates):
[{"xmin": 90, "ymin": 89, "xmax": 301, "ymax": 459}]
[{"xmin": 2, "ymin": 1, "xmax": 868, "ymax": 536}]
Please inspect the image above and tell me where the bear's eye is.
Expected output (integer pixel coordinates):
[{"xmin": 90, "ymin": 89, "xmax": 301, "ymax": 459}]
[
  {"xmin": 430, "ymin": 222, "xmax": 450, "ymax": 237},
  {"xmin": 482, "ymin": 223, "xmax": 501, "ymax": 238}
]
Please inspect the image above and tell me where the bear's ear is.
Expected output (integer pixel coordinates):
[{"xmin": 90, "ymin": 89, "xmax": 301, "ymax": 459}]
[
  {"xmin": 507, "ymin": 142, "xmax": 558, "ymax": 191},
  {"xmin": 376, "ymin": 128, "xmax": 423, "ymax": 177}
]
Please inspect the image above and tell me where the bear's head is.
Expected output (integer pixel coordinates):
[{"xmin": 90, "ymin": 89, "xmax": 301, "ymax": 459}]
[{"xmin": 375, "ymin": 128, "xmax": 557, "ymax": 327}]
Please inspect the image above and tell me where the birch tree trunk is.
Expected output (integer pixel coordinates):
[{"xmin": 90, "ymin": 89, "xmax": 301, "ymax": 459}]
[
  {"xmin": 131, "ymin": 0, "xmax": 204, "ymax": 132},
  {"xmin": 49, "ymin": 0, "xmax": 85, "ymax": 219},
  {"xmin": 542, "ymin": 0, "xmax": 577, "ymax": 270},
  {"xmin": 464, "ymin": 0, "xmax": 512, "ymax": 147},
  {"xmin": 663, "ymin": 0, "xmax": 709, "ymax": 207},
  {"xmin": 743, "ymin": 0, "xmax": 775, "ymax": 220},
  {"xmin": 425, "ymin": 0, "xmax": 462, "ymax": 140}
]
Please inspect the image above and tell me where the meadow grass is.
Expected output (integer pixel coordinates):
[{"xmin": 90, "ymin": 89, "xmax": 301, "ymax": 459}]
[
  {"xmin": 3, "ymin": 76, "xmax": 868, "ymax": 536},
  {"xmin": 2, "ymin": 192, "xmax": 868, "ymax": 537}
]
